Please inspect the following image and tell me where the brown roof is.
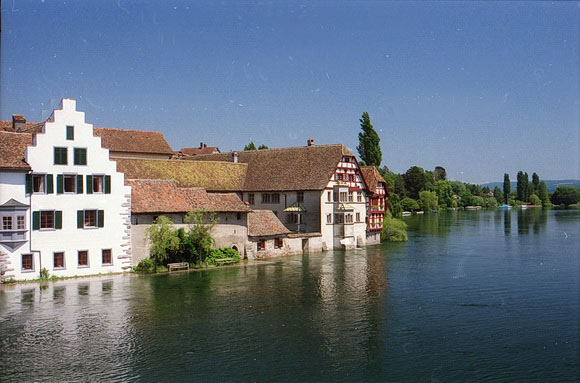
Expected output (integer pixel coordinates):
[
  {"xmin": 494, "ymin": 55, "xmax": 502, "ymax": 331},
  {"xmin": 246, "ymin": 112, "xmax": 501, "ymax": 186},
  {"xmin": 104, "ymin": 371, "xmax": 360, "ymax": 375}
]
[
  {"xmin": 116, "ymin": 158, "xmax": 247, "ymax": 192},
  {"xmin": 0, "ymin": 132, "xmax": 33, "ymax": 171},
  {"xmin": 360, "ymin": 166, "xmax": 387, "ymax": 194},
  {"xmin": 180, "ymin": 146, "xmax": 220, "ymax": 156},
  {"xmin": 93, "ymin": 127, "xmax": 173, "ymax": 155},
  {"xmin": 126, "ymin": 179, "xmax": 250, "ymax": 213},
  {"xmin": 0, "ymin": 120, "xmax": 45, "ymax": 134},
  {"xmin": 188, "ymin": 144, "xmax": 355, "ymax": 191},
  {"xmin": 248, "ymin": 210, "xmax": 290, "ymax": 237}
]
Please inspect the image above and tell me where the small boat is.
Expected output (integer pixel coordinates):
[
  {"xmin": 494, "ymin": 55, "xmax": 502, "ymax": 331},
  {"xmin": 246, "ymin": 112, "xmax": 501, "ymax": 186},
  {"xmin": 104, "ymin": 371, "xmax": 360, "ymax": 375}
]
[
  {"xmin": 402, "ymin": 211, "xmax": 412, "ymax": 216},
  {"xmin": 521, "ymin": 205, "xmax": 528, "ymax": 210},
  {"xmin": 498, "ymin": 204, "xmax": 511, "ymax": 210}
]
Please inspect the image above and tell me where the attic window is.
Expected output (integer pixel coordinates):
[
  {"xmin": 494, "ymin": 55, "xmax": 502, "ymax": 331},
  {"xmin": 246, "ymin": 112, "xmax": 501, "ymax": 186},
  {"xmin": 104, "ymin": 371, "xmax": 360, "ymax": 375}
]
[{"xmin": 66, "ymin": 126, "xmax": 74, "ymax": 140}]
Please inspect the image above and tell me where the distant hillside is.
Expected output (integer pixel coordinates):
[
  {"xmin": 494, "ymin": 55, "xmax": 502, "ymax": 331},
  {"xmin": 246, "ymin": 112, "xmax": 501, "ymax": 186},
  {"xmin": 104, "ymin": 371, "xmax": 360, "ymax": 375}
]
[{"xmin": 480, "ymin": 180, "xmax": 580, "ymax": 193}]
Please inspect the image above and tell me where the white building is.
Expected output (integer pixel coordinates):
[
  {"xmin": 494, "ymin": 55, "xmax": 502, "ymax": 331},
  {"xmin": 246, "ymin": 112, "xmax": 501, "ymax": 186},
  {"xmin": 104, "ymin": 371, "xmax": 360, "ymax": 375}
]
[{"xmin": 0, "ymin": 99, "xmax": 132, "ymax": 281}]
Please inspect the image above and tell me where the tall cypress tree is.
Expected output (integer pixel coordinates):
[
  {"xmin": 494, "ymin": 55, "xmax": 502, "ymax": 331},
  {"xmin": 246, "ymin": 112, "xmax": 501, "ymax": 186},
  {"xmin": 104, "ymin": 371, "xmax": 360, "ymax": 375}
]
[
  {"xmin": 356, "ymin": 112, "xmax": 382, "ymax": 167},
  {"xmin": 532, "ymin": 172, "xmax": 540, "ymax": 195},
  {"xmin": 503, "ymin": 173, "xmax": 511, "ymax": 204},
  {"xmin": 517, "ymin": 171, "xmax": 525, "ymax": 201}
]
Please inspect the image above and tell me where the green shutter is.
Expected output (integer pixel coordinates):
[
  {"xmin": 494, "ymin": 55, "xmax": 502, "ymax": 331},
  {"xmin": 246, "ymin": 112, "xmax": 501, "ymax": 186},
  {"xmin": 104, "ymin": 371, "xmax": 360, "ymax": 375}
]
[
  {"xmin": 26, "ymin": 174, "xmax": 32, "ymax": 194},
  {"xmin": 81, "ymin": 149, "xmax": 87, "ymax": 165},
  {"xmin": 33, "ymin": 211, "xmax": 40, "ymax": 230},
  {"xmin": 74, "ymin": 149, "xmax": 79, "ymax": 165},
  {"xmin": 55, "ymin": 211, "xmax": 62, "ymax": 229},
  {"xmin": 76, "ymin": 175, "xmax": 83, "ymax": 194},
  {"xmin": 105, "ymin": 175, "xmax": 111, "ymax": 194},
  {"xmin": 46, "ymin": 174, "xmax": 54, "ymax": 194},
  {"xmin": 56, "ymin": 175, "xmax": 64, "ymax": 194},
  {"xmin": 77, "ymin": 210, "xmax": 84, "ymax": 229},
  {"xmin": 97, "ymin": 210, "xmax": 104, "ymax": 228},
  {"xmin": 86, "ymin": 175, "xmax": 93, "ymax": 194}
]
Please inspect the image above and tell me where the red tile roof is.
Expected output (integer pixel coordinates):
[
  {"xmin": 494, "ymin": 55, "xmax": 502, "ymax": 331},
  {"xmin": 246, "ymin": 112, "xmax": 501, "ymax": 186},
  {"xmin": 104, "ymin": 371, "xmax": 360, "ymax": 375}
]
[
  {"xmin": 188, "ymin": 144, "xmax": 355, "ymax": 191},
  {"xmin": 93, "ymin": 127, "xmax": 174, "ymax": 155},
  {"xmin": 360, "ymin": 166, "xmax": 388, "ymax": 194},
  {"xmin": 180, "ymin": 146, "xmax": 220, "ymax": 156},
  {"xmin": 0, "ymin": 132, "xmax": 33, "ymax": 171},
  {"xmin": 126, "ymin": 179, "xmax": 250, "ymax": 214},
  {"xmin": 248, "ymin": 210, "xmax": 290, "ymax": 237},
  {"xmin": 0, "ymin": 120, "xmax": 44, "ymax": 134}
]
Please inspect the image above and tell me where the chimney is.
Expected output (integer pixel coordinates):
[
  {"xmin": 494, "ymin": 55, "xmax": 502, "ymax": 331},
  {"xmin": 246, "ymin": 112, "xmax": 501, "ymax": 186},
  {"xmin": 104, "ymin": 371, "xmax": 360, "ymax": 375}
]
[
  {"xmin": 307, "ymin": 138, "xmax": 315, "ymax": 146},
  {"xmin": 232, "ymin": 151, "xmax": 239, "ymax": 163},
  {"xmin": 200, "ymin": 142, "xmax": 204, "ymax": 149},
  {"xmin": 12, "ymin": 115, "xmax": 26, "ymax": 131}
]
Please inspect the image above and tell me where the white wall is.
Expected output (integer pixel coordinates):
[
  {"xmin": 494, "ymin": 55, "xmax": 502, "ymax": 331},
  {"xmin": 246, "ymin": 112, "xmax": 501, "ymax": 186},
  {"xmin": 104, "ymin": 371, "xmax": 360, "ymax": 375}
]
[{"xmin": 13, "ymin": 99, "xmax": 132, "ymax": 281}]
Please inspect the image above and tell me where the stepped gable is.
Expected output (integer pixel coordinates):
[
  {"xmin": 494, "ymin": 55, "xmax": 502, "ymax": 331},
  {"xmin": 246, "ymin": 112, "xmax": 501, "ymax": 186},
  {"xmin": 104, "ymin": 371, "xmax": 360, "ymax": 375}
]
[
  {"xmin": 188, "ymin": 144, "xmax": 354, "ymax": 191},
  {"xmin": 116, "ymin": 158, "xmax": 247, "ymax": 192},
  {"xmin": 0, "ymin": 131, "xmax": 33, "ymax": 170},
  {"xmin": 360, "ymin": 166, "xmax": 387, "ymax": 193},
  {"xmin": 248, "ymin": 210, "xmax": 290, "ymax": 237},
  {"xmin": 127, "ymin": 179, "xmax": 250, "ymax": 214},
  {"xmin": 93, "ymin": 127, "xmax": 174, "ymax": 155}
]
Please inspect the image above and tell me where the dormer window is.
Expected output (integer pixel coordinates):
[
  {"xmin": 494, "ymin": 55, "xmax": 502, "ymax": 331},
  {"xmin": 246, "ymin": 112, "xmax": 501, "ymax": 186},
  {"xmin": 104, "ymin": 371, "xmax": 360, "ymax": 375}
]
[{"xmin": 66, "ymin": 125, "xmax": 74, "ymax": 140}]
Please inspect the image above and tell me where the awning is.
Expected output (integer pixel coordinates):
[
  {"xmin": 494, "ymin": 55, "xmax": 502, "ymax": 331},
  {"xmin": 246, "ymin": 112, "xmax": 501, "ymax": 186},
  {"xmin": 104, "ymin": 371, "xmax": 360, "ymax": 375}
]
[{"xmin": 284, "ymin": 203, "xmax": 306, "ymax": 212}]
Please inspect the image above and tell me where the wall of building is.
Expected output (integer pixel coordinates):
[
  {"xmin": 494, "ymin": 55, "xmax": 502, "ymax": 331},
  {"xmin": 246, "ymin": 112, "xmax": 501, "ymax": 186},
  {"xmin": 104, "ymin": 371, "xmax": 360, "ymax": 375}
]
[
  {"xmin": 0, "ymin": 172, "xmax": 31, "ymax": 282},
  {"xmin": 18, "ymin": 99, "xmax": 132, "ymax": 281},
  {"xmin": 246, "ymin": 234, "xmax": 324, "ymax": 259}
]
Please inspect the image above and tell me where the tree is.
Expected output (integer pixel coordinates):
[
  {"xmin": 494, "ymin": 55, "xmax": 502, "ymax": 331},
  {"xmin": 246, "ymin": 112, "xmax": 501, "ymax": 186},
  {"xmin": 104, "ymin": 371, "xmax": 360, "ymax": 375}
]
[
  {"xmin": 529, "ymin": 194, "xmax": 541, "ymax": 206},
  {"xmin": 403, "ymin": 166, "xmax": 426, "ymax": 199},
  {"xmin": 146, "ymin": 216, "xmax": 180, "ymax": 272},
  {"xmin": 434, "ymin": 180, "xmax": 454, "ymax": 208},
  {"xmin": 434, "ymin": 166, "xmax": 447, "ymax": 181},
  {"xmin": 381, "ymin": 211, "xmax": 408, "ymax": 242},
  {"xmin": 356, "ymin": 112, "xmax": 382, "ymax": 167},
  {"xmin": 419, "ymin": 190, "xmax": 438, "ymax": 211},
  {"xmin": 550, "ymin": 186, "xmax": 580, "ymax": 206},
  {"xmin": 532, "ymin": 173, "xmax": 540, "ymax": 195},
  {"xmin": 394, "ymin": 175, "xmax": 407, "ymax": 198},
  {"xmin": 244, "ymin": 141, "xmax": 257, "ymax": 151},
  {"xmin": 184, "ymin": 210, "xmax": 217, "ymax": 265},
  {"xmin": 401, "ymin": 197, "xmax": 420, "ymax": 212},
  {"xmin": 503, "ymin": 173, "xmax": 511, "ymax": 204},
  {"xmin": 388, "ymin": 193, "xmax": 403, "ymax": 218},
  {"xmin": 258, "ymin": 144, "xmax": 269, "ymax": 150},
  {"xmin": 537, "ymin": 181, "xmax": 549, "ymax": 206},
  {"xmin": 516, "ymin": 171, "xmax": 529, "ymax": 202},
  {"xmin": 493, "ymin": 186, "xmax": 503, "ymax": 204},
  {"xmin": 459, "ymin": 190, "xmax": 474, "ymax": 207}
]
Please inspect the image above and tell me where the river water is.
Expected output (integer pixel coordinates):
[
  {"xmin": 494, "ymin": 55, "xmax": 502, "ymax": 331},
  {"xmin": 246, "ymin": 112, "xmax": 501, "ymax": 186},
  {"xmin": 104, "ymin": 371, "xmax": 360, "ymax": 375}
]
[{"xmin": 1, "ymin": 209, "xmax": 578, "ymax": 382}]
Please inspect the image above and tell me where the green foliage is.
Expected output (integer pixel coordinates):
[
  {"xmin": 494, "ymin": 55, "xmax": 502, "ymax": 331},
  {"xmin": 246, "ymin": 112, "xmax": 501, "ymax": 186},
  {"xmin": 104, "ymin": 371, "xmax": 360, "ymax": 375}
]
[
  {"xmin": 401, "ymin": 197, "xmax": 420, "ymax": 211},
  {"xmin": 459, "ymin": 190, "xmax": 474, "ymax": 207},
  {"xmin": 529, "ymin": 194, "xmax": 541, "ymax": 206},
  {"xmin": 258, "ymin": 144, "xmax": 269, "ymax": 150},
  {"xmin": 184, "ymin": 210, "xmax": 217, "ymax": 265},
  {"xmin": 381, "ymin": 212, "xmax": 408, "ymax": 242},
  {"xmin": 517, "ymin": 171, "xmax": 529, "ymax": 202},
  {"xmin": 434, "ymin": 166, "xmax": 447, "ymax": 181},
  {"xmin": 493, "ymin": 186, "xmax": 503, "ymax": 204},
  {"xmin": 388, "ymin": 193, "xmax": 403, "ymax": 218},
  {"xmin": 40, "ymin": 267, "xmax": 50, "ymax": 280},
  {"xmin": 244, "ymin": 141, "xmax": 257, "ymax": 150},
  {"xmin": 450, "ymin": 180, "xmax": 467, "ymax": 196},
  {"xmin": 146, "ymin": 216, "xmax": 180, "ymax": 272},
  {"xmin": 403, "ymin": 166, "xmax": 426, "ymax": 199},
  {"xmin": 206, "ymin": 247, "xmax": 241, "ymax": 265},
  {"xmin": 134, "ymin": 258, "xmax": 154, "ymax": 271},
  {"xmin": 356, "ymin": 112, "xmax": 382, "ymax": 168},
  {"xmin": 532, "ymin": 173, "xmax": 540, "ymax": 194},
  {"xmin": 550, "ymin": 186, "xmax": 580, "ymax": 206},
  {"xmin": 434, "ymin": 180, "xmax": 454, "ymax": 208},
  {"xmin": 419, "ymin": 190, "xmax": 438, "ymax": 211},
  {"xmin": 503, "ymin": 173, "xmax": 511, "ymax": 204}
]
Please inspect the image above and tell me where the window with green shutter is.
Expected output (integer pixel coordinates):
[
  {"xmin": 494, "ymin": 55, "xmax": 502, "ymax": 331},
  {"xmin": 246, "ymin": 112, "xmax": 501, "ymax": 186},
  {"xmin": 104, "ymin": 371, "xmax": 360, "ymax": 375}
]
[
  {"xmin": 57, "ymin": 175, "xmax": 64, "ymax": 194},
  {"xmin": 76, "ymin": 175, "xmax": 83, "ymax": 194},
  {"xmin": 55, "ymin": 211, "xmax": 62, "ymax": 229},
  {"xmin": 97, "ymin": 210, "xmax": 104, "ymax": 228},
  {"xmin": 86, "ymin": 175, "xmax": 93, "ymax": 194},
  {"xmin": 77, "ymin": 210, "xmax": 84, "ymax": 229},
  {"xmin": 66, "ymin": 125, "xmax": 74, "ymax": 140},
  {"xmin": 54, "ymin": 147, "xmax": 67, "ymax": 165},
  {"xmin": 26, "ymin": 174, "xmax": 32, "ymax": 194},
  {"xmin": 74, "ymin": 148, "xmax": 87, "ymax": 165},
  {"xmin": 32, "ymin": 211, "xmax": 40, "ymax": 230},
  {"xmin": 105, "ymin": 175, "xmax": 111, "ymax": 194},
  {"xmin": 46, "ymin": 174, "xmax": 54, "ymax": 194}
]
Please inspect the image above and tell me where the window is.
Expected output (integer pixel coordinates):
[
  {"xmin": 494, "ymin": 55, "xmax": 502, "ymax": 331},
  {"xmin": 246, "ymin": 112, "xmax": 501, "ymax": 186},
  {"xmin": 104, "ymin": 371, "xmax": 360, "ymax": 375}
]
[
  {"xmin": 333, "ymin": 192, "xmax": 338, "ymax": 202},
  {"xmin": 257, "ymin": 240, "xmax": 266, "ymax": 251},
  {"xmin": 33, "ymin": 174, "xmax": 45, "ymax": 193},
  {"xmin": 74, "ymin": 148, "xmax": 87, "ymax": 165},
  {"xmin": 327, "ymin": 191, "xmax": 332, "ymax": 201},
  {"xmin": 64, "ymin": 175, "xmax": 76, "ymax": 193},
  {"xmin": 340, "ymin": 192, "xmax": 348, "ymax": 202},
  {"xmin": 54, "ymin": 147, "xmax": 68, "ymax": 165},
  {"xmin": 357, "ymin": 192, "xmax": 362, "ymax": 203},
  {"xmin": 85, "ymin": 210, "xmax": 97, "ymax": 227},
  {"xmin": 344, "ymin": 157, "xmax": 350, "ymax": 163},
  {"xmin": 2, "ymin": 216, "xmax": 12, "ymax": 230},
  {"xmin": 337, "ymin": 173, "xmax": 343, "ymax": 181},
  {"xmin": 356, "ymin": 212, "xmax": 361, "ymax": 222},
  {"xmin": 297, "ymin": 191, "xmax": 304, "ymax": 203},
  {"xmin": 335, "ymin": 214, "xmax": 344, "ymax": 224},
  {"xmin": 66, "ymin": 125, "xmax": 74, "ymax": 140},
  {"xmin": 348, "ymin": 191, "xmax": 353, "ymax": 202},
  {"xmin": 102, "ymin": 249, "xmax": 112, "ymax": 265},
  {"xmin": 93, "ymin": 175, "xmax": 104, "ymax": 193},
  {"xmin": 22, "ymin": 254, "xmax": 33, "ymax": 271},
  {"xmin": 78, "ymin": 251, "xmax": 89, "ymax": 267},
  {"xmin": 237, "ymin": 213, "xmax": 241, "ymax": 220},
  {"xmin": 17, "ymin": 216, "xmax": 25, "ymax": 230},
  {"xmin": 86, "ymin": 175, "xmax": 110, "ymax": 194},
  {"xmin": 248, "ymin": 193, "xmax": 255, "ymax": 205},
  {"xmin": 261, "ymin": 193, "xmax": 270, "ymax": 203},
  {"xmin": 327, "ymin": 214, "xmax": 332, "ymax": 224},
  {"xmin": 78, "ymin": 210, "xmax": 104, "ymax": 228},
  {"xmin": 274, "ymin": 238, "xmax": 283, "ymax": 249},
  {"xmin": 272, "ymin": 193, "xmax": 280, "ymax": 204},
  {"xmin": 346, "ymin": 214, "xmax": 353, "ymax": 224},
  {"xmin": 53, "ymin": 252, "xmax": 65, "ymax": 269},
  {"xmin": 41, "ymin": 211, "xmax": 54, "ymax": 229}
]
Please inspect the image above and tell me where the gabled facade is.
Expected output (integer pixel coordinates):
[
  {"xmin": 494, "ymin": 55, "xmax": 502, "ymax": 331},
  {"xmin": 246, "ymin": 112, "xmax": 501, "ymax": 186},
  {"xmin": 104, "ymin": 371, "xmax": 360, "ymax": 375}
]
[
  {"xmin": 360, "ymin": 166, "xmax": 389, "ymax": 244},
  {"xmin": 0, "ymin": 99, "xmax": 132, "ymax": 281}
]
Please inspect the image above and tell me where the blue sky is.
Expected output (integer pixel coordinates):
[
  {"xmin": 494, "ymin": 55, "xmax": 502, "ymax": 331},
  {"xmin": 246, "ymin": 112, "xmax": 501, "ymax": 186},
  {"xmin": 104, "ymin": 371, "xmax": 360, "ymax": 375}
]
[{"xmin": 1, "ymin": 0, "xmax": 578, "ymax": 183}]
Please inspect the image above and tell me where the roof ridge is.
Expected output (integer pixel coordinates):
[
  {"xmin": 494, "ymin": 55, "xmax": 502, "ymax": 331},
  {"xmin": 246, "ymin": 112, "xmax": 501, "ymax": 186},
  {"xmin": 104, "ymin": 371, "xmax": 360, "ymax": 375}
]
[{"xmin": 93, "ymin": 126, "xmax": 165, "ymax": 134}]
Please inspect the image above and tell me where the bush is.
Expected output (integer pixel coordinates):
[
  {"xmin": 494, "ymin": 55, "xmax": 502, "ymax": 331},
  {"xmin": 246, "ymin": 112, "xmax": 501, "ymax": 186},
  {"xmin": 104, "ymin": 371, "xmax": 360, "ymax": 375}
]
[
  {"xmin": 551, "ymin": 186, "xmax": 580, "ymax": 206},
  {"xmin": 40, "ymin": 267, "xmax": 50, "ymax": 280},
  {"xmin": 206, "ymin": 247, "xmax": 241, "ymax": 265},
  {"xmin": 134, "ymin": 258, "xmax": 154, "ymax": 271},
  {"xmin": 401, "ymin": 197, "xmax": 420, "ymax": 212},
  {"xmin": 381, "ymin": 212, "xmax": 408, "ymax": 242}
]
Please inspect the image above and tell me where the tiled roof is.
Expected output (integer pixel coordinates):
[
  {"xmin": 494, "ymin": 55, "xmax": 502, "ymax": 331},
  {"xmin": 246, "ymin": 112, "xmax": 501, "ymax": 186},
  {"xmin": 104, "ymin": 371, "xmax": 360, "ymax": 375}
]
[
  {"xmin": 0, "ymin": 132, "xmax": 32, "ymax": 170},
  {"xmin": 188, "ymin": 144, "xmax": 355, "ymax": 191},
  {"xmin": 360, "ymin": 166, "xmax": 387, "ymax": 193},
  {"xmin": 117, "ymin": 158, "xmax": 247, "ymax": 192},
  {"xmin": 126, "ymin": 179, "xmax": 250, "ymax": 213},
  {"xmin": 180, "ymin": 146, "xmax": 220, "ymax": 156},
  {"xmin": 93, "ymin": 127, "xmax": 174, "ymax": 155},
  {"xmin": 0, "ymin": 120, "xmax": 44, "ymax": 134},
  {"xmin": 248, "ymin": 210, "xmax": 290, "ymax": 237}
]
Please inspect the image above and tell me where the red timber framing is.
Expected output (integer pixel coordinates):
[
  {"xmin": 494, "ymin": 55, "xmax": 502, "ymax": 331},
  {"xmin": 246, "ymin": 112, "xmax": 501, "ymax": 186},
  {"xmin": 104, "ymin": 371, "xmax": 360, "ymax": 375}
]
[
  {"xmin": 325, "ymin": 156, "xmax": 368, "ymax": 191},
  {"xmin": 366, "ymin": 181, "xmax": 387, "ymax": 232}
]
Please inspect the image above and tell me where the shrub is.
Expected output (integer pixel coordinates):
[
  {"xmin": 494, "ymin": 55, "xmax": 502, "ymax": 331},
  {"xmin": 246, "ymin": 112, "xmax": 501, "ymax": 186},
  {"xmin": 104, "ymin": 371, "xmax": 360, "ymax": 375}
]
[
  {"xmin": 401, "ymin": 197, "xmax": 420, "ymax": 212},
  {"xmin": 134, "ymin": 258, "xmax": 154, "ymax": 271},
  {"xmin": 39, "ymin": 267, "xmax": 50, "ymax": 280},
  {"xmin": 381, "ymin": 212, "xmax": 408, "ymax": 242},
  {"xmin": 206, "ymin": 247, "xmax": 241, "ymax": 265}
]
